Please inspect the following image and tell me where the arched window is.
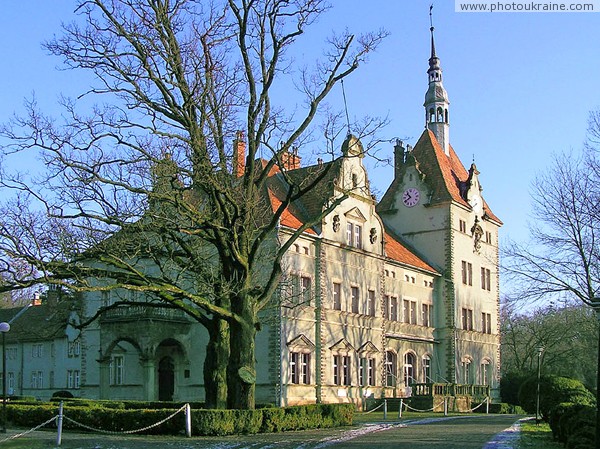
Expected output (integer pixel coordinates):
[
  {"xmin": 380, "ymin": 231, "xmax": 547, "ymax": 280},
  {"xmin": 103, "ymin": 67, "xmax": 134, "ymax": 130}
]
[
  {"xmin": 429, "ymin": 108, "xmax": 435, "ymax": 123},
  {"xmin": 385, "ymin": 351, "xmax": 397, "ymax": 387},
  {"xmin": 403, "ymin": 352, "xmax": 416, "ymax": 386},
  {"xmin": 480, "ymin": 359, "xmax": 491, "ymax": 385},
  {"xmin": 422, "ymin": 354, "xmax": 431, "ymax": 383},
  {"xmin": 445, "ymin": 109, "xmax": 449, "ymax": 123},
  {"xmin": 436, "ymin": 107, "xmax": 443, "ymax": 122},
  {"xmin": 461, "ymin": 356, "xmax": 472, "ymax": 384}
]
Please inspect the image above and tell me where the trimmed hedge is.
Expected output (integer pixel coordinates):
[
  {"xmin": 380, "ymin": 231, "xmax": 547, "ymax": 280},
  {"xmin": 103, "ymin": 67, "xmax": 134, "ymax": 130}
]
[
  {"xmin": 548, "ymin": 402, "xmax": 595, "ymax": 449},
  {"xmin": 518, "ymin": 375, "xmax": 595, "ymax": 420},
  {"xmin": 6, "ymin": 402, "xmax": 354, "ymax": 436}
]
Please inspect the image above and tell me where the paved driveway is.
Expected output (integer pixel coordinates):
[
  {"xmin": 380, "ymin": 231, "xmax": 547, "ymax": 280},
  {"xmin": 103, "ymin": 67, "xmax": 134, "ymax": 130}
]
[{"xmin": 1, "ymin": 415, "xmax": 523, "ymax": 448}]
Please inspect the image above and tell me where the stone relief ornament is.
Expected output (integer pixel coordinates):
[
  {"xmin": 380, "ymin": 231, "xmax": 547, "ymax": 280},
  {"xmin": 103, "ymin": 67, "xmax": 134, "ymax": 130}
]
[
  {"xmin": 332, "ymin": 215, "xmax": 340, "ymax": 232},
  {"xmin": 471, "ymin": 216, "xmax": 483, "ymax": 254},
  {"xmin": 369, "ymin": 227, "xmax": 378, "ymax": 244}
]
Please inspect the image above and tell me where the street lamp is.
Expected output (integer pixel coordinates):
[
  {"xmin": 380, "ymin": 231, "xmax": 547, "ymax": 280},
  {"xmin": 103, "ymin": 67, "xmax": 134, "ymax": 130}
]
[
  {"xmin": 0, "ymin": 322, "xmax": 10, "ymax": 433},
  {"xmin": 536, "ymin": 346, "xmax": 544, "ymax": 425}
]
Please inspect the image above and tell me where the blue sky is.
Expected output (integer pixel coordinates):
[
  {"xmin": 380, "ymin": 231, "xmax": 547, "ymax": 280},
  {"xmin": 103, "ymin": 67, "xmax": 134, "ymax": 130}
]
[{"xmin": 1, "ymin": 1, "xmax": 599, "ymax": 245}]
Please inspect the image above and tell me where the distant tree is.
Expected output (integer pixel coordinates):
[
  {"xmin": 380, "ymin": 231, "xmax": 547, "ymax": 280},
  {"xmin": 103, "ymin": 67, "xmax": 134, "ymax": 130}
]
[
  {"xmin": 501, "ymin": 302, "xmax": 598, "ymax": 390},
  {"xmin": 0, "ymin": 0, "xmax": 387, "ymax": 409}
]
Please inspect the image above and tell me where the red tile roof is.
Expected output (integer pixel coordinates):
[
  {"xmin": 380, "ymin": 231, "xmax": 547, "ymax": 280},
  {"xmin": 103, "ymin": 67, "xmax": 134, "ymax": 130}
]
[
  {"xmin": 383, "ymin": 231, "xmax": 437, "ymax": 273},
  {"xmin": 413, "ymin": 130, "xmax": 502, "ymax": 224}
]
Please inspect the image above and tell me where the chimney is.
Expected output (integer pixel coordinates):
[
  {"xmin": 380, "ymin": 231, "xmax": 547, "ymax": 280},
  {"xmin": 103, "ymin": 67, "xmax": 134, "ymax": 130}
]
[
  {"xmin": 281, "ymin": 147, "xmax": 301, "ymax": 171},
  {"xmin": 233, "ymin": 131, "xmax": 246, "ymax": 177},
  {"xmin": 394, "ymin": 139, "xmax": 405, "ymax": 179}
]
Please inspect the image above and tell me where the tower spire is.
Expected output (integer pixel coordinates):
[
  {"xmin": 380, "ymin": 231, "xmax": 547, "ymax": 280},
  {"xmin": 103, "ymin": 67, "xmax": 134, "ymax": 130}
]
[{"xmin": 424, "ymin": 5, "xmax": 450, "ymax": 156}]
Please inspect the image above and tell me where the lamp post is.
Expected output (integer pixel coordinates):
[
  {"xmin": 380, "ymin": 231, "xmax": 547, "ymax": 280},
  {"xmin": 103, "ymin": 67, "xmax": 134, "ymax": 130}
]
[
  {"xmin": 536, "ymin": 346, "xmax": 544, "ymax": 425},
  {"xmin": 0, "ymin": 322, "xmax": 10, "ymax": 433}
]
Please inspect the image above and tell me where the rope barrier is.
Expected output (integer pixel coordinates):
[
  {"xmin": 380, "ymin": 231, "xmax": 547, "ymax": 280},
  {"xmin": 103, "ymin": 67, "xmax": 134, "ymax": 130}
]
[
  {"xmin": 466, "ymin": 398, "xmax": 487, "ymax": 413},
  {"xmin": 363, "ymin": 402, "xmax": 385, "ymax": 414},
  {"xmin": 63, "ymin": 403, "xmax": 188, "ymax": 435},
  {"xmin": 402, "ymin": 400, "xmax": 446, "ymax": 413},
  {"xmin": 0, "ymin": 415, "xmax": 58, "ymax": 444}
]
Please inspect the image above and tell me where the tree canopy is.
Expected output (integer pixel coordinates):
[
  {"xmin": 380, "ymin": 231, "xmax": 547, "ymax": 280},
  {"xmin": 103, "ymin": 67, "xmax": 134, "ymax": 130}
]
[{"xmin": 0, "ymin": 0, "xmax": 387, "ymax": 409}]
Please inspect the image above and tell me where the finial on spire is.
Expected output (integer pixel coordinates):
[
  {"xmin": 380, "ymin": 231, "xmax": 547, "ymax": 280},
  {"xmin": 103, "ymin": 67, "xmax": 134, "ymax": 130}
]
[{"xmin": 429, "ymin": 4, "xmax": 437, "ymax": 59}]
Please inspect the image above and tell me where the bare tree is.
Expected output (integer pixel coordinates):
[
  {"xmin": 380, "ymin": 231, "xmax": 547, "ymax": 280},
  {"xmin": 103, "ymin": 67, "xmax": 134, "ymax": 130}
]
[
  {"xmin": 0, "ymin": 0, "xmax": 387, "ymax": 409},
  {"xmin": 504, "ymin": 110, "xmax": 599, "ymax": 442}
]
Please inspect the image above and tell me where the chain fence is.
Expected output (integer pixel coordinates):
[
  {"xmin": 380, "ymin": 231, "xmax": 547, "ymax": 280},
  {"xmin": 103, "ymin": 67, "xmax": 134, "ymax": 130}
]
[{"xmin": 0, "ymin": 402, "xmax": 191, "ymax": 446}]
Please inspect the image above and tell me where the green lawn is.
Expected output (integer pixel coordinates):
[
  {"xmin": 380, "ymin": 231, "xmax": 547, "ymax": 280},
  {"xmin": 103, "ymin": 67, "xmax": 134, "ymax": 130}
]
[{"xmin": 518, "ymin": 420, "xmax": 563, "ymax": 449}]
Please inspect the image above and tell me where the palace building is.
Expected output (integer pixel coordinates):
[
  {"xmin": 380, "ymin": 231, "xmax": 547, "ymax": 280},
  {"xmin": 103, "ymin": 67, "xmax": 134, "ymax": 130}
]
[{"xmin": 0, "ymin": 24, "xmax": 501, "ymax": 409}]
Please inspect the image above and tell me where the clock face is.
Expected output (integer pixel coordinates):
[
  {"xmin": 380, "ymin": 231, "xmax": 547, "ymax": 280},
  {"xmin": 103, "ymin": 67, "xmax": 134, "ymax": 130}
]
[
  {"xmin": 402, "ymin": 188, "xmax": 420, "ymax": 207},
  {"xmin": 469, "ymin": 195, "xmax": 482, "ymax": 214}
]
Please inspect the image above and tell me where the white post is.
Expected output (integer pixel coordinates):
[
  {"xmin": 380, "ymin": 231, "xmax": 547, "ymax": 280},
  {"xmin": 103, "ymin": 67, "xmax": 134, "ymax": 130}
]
[
  {"xmin": 383, "ymin": 399, "xmax": 387, "ymax": 420},
  {"xmin": 444, "ymin": 397, "xmax": 448, "ymax": 416},
  {"xmin": 185, "ymin": 403, "xmax": 192, "ymax": 437},
  {"xmin": 486, "ymin": 397, "xmax": 489, "ymax": 414},
  {"xmin": 398, "ymin": 398, "xmax": 403, "ymax": 419},
  {"xmin": 56, "ymin": 401, "xmax": 64, "ymax": 446}
]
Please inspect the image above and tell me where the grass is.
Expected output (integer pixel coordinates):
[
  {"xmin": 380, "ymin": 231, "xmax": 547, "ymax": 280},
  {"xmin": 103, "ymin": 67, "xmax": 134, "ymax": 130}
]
[{"xmin": 518, "ymin": 419, "xmax": 563, "ymax": 449}]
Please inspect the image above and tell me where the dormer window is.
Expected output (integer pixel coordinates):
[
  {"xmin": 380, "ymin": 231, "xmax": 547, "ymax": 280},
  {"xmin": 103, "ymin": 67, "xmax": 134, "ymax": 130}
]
[{"xmin": 346, "ymin": 222, "xmax": 362, "ymax": 249}]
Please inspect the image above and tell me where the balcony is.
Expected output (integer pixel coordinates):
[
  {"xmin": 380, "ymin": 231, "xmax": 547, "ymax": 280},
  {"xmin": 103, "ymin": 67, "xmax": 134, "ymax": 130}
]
[
  {"xmin": 100, "ymin": 305, "xmax": 191, "ymax": 324},
  {"xmin": 410, "ymin": 383, "xmax": 490, "ymax": 412}
]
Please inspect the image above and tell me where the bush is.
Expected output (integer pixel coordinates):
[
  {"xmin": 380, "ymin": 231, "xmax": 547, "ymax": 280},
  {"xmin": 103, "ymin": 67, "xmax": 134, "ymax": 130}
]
[
  {"xmin": 548, "ymin": 401, "xmax": 595, "ymax": 447},
  {"xmin": 501, "ymin": 371, "xmax": 533, "ymax": 405},
  {"xmin": 6, "ymin": 402, "xmax": 354, "ymax": 436},
  {"xmin": 518, "ymin": 375, "xmax": 595, "ymax": 420}
]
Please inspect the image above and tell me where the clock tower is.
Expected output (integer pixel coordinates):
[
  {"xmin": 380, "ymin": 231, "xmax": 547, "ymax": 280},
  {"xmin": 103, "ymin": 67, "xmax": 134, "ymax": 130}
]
[{"xmin": 377, "ymin": 18, "xmax": 503, "ymax": 396}]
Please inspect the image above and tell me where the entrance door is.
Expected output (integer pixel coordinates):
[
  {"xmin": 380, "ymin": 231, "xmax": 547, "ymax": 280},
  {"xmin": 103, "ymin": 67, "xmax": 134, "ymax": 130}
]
[{"xmin": 158, "ymin": 356, "xmax": 175, "ymax": 401}]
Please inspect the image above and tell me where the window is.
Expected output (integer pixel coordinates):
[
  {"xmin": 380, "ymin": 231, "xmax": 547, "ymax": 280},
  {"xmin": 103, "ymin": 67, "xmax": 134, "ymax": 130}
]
[
  {"xmin": 346, "ymin": 223, "xmax": 362, "ymax": 249},
  {"xmin": 390, "ymin": 297, "xmax": 398, "ymax": 321},
  {"xmin": 482, "ymin": 312, "xmax": 492, "ymax": 334},
  {"xmin": 333, "ymin": 283, "xmax": 341, "ymax": 310},
  {"xmin": 359, "ymin": 357, "xmax": 376, "ymax": 387},
  {"xmin": 333, "ymin": 355, "xmax": 351, "ymax": 386},
  {"xmin": 383, "ymin": 295, "xmax": 390, "ymax": 320},
  {"xmin": 403, "ymin": 299, "xmax": 417, "ymax": 324},
  {"xmin": 31, "ymin": 344, "xmax": 44, "ymax": 358},
  {"xmin": 290, "ymin": 352, "xmax": 310, "ymax": 384},
  {"xmin": 403, "ymin": 353, "xmax": 416, "ymax": 386},
  {"xmin": 67, "ymin": 370, "xmax": 81, "ymax": 389},
  {"xmin": 385, "ymin": 351, "xmax": 397, "ymax": 387},
  {"xmin": 7, "ymin": 348, "xmax": 17, "ymax": 360},
  {"xmin": 461, "ymin": 261, "xmax": 473, "ymax": 286},
  {"xmin": 351, "ymin": 286, "xmax": 360, "ymax": 314},
  {"xmin": 367, "ymin": 290, "xmax": 376, "ymax": 317},
  {"xmin": 68, "ymin": 339, "xmax": 81, "ymax": 358},
  {"xmin": 481, "ymin": 267, "xmax": 491, "ymax": 291},
  {"xmin": 422, "ymin": 304, "xmax": 432, "ymax": 327},
  {"xmin": 7, "ymin": 373, "xmax": 14, "ymax": 393},
  {"xmin": 110, "ymin": 355, "xmax": 124, "ymax": 385},
  {"xmin": 480, "ymin": 360, "xmax": 490, "ymax": 385},
  {"xmin": 101, "ymin": 291, "xmax": 110, "ymax": 307},
  {"xmin": 50, "ymin": 371, "xmax": 54, "ymax": 388},
  {"xmin": 485, "ymin": 231, "xmax": 493, "ymax": 244},
  {"xmin": 422, "ymin": 355, "xmax": 431, "ymax": 382},
  {"xmin": 462, "ymin": 308, "xmax": 473, "ymax": 331},
  {"xmin": 459, "ymin": 219, "xmax": 467, "ymax": 233},
  {"xmin": 462, "ymin": 358, "xmax": 472, "ymax": 384},
  {"xmin": 303, "ymin": 246, "xmax": 310, "ymax": 255},
  {"xmin": 301, "ymin": 276, "xmax": 312, "ymax": 305},
  {"xmin": 30, "ymin": 371, "xmax": 43, "ymax": 389}
]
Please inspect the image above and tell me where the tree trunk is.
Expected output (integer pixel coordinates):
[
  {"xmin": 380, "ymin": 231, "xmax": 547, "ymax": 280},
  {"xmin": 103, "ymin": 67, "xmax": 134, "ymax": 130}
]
[
  {"xmin": 203, "ymin": 316, "xmax": 229, "ymax": 409},
  {"xmin": 227, "ymin": 295, "xmax": 257, "ymax": 409}
]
